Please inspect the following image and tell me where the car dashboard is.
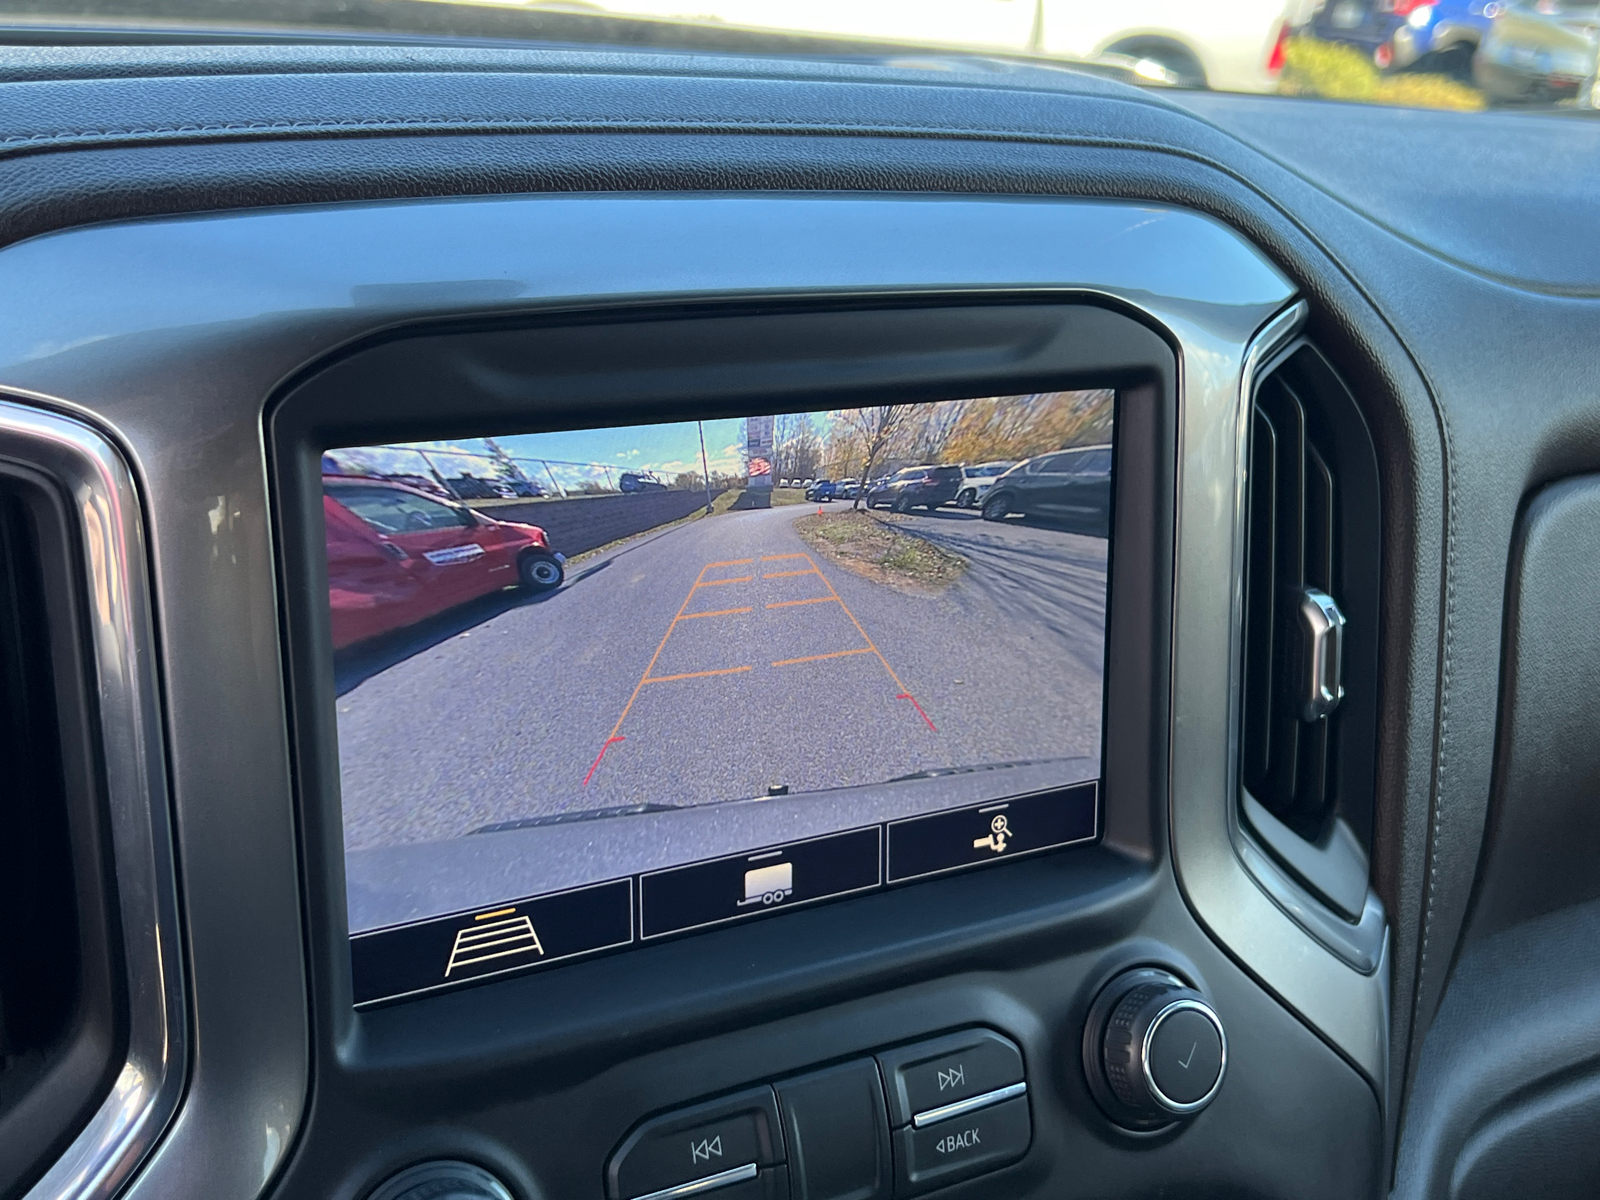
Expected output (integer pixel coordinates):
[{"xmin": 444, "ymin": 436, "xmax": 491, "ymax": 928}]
[{"xmin": 0, "ymin": 37, "xmax": 1598, "ymax": 1200}]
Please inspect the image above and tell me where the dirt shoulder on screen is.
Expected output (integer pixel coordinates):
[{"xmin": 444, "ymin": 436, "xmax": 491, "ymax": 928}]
[{"xmin": 794, "ymin": 509, "xmax": 967, "ymax": 594}]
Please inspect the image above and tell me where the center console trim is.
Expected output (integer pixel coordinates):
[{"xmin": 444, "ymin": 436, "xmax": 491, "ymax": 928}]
[
  {"xmin": 0, "ymin": 193, "xmax": 1382, "ymax": 1199},
  {"xmin": 0, "ymin": 402, "xmax": 184, "ymax": 1200}
]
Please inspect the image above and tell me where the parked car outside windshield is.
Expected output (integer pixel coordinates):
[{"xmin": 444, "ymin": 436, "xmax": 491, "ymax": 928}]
[{"xmin": 14, "ymin": 0, "xmax": 1596, "ymax": 118}]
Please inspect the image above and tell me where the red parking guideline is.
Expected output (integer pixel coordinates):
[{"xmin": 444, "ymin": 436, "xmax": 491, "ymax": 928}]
[
  {"xmin": 898, "ymin": 693, "xmax": 938, "ymax": 732},
  {"xmin": 583, "ymin": 736, "xmax": 626, "ymax": 787}
]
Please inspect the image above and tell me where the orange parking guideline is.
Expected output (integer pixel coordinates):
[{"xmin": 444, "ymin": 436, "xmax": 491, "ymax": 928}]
[
  {"xmin": 586, "ymin": 548, "xmax": 938, "ymax": 786},
  {"xmin": 804, "ymin": 553, "xmax": 939, "ymax": 732},
  {"xmin": 645, "ymin": 666, "xmax": 754, "ymax": 684},
  {"xmin": 772, "ymin": 648, "xmax": 874, "ymax": 668},
  {"xmin": 583, "ymin": 561, "xmax": 716, "ymax": 785}
]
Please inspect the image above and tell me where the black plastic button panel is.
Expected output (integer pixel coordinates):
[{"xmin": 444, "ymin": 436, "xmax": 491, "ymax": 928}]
[
  {"xmin": 874, "ymin": 1029, "xmax": 1026, "ymax": 1128},
  {"xmin": 892, "ymin": 1097, "xmax": 1031, "ymax": 1195},
  {"xmin": 776, "ymin": 1060, "xmax": 891, "ymax": 1200},
  {"xmin": 607, "ymin": 1086, "xmax": 785, "ymax": 1200},
  {"xmin": 605, "ymin": 1030, "xmax": 1027, "ymax": 1200},
  {"xmin": 876, "ymin": 1030, "xmax": 1030, "ymax": 1196}
]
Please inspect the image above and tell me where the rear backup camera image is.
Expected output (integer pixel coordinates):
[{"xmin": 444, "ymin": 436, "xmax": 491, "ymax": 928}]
[{"xmin": 327, "ymin": 391, "xmax": 1114, "ymax": 1003}]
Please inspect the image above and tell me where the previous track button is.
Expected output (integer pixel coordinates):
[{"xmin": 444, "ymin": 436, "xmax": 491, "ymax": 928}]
[{"xmin": 607, "ymin": 1086, "xmax": 785, "ymax": 1200}]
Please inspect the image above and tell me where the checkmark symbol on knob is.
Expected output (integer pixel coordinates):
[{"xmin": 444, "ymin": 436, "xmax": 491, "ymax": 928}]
[{"xmin": 1178, "ymin": 1041, "xmax": 1198, "ymax": 1070}]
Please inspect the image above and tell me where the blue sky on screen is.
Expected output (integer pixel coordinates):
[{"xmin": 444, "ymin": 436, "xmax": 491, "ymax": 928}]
[
  {"xmin": 335, "ymin": 412, "xmax": 837, "ymax": 489},
  {"xmin": 495, "ymin": 416, "xmax": 754, "ymax": 478}
]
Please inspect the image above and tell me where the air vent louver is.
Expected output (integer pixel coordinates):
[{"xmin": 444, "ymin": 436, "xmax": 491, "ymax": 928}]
[
  {"xmin": 1242, "ymin": 377, "xmax": 1336, "ymax": 838},
  {"xmin": 1240, "ymin": 345, "xmax": 1381, "ymax": 866}
]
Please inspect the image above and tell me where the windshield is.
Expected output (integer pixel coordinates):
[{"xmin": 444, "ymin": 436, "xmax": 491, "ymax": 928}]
[
  {"xmin": 18, "ymin": 0, "xmax": 1600, "ymax": 114},
  {"xmin": 328, "ymin": 484, "xmax": 470, "ymax": 534}
]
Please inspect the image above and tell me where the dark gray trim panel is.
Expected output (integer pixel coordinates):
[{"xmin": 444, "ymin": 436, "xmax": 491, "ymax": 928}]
[
  {"xmin": 0, "ymin": 193, "xmax": 1389, "ymax": 1198},
  {"xmin": 0, "ymin": 401, "xmax": 186, "ymax": 1200}
]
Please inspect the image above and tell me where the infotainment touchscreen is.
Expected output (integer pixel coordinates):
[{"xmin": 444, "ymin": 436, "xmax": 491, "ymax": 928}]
[{"xmin": 326, "ymin": 391, "xmax": 1114, "ymax": 1005}]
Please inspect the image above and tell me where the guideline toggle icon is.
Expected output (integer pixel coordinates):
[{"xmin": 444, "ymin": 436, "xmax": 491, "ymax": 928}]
[{"xmin": 444, "ymin": 907, "xmax": 544, "ymax": 977}]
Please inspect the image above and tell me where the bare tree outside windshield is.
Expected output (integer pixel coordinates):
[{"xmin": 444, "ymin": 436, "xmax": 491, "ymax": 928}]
[{"xmin": 16, "ymin": 0, "xmax": 1599, "ymax": 112}]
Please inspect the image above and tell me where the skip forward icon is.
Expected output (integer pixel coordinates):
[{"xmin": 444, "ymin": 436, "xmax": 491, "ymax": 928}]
[
  {"xmin": 937, "ymin": 1064, "xmax": 965, "ymax": 1091},
  {"xmin": 691, "ymin": 1136, "xmax": 723, "ymax": 1164}
]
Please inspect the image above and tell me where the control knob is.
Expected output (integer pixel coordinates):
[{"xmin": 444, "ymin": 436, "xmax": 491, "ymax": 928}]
[
  {"xmin": 1083, "ymin": 968, "xmax": 1226, "ymax": 1129},
  {"xmin": 367, "ymin": 1161, "xmax": 515, "ymax": 1200}
]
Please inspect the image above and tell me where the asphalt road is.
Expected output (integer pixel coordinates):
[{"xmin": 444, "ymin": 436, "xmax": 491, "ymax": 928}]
[{"xmin": 337, "ymin": 502, "xmax": 1108, "ymax": 929}]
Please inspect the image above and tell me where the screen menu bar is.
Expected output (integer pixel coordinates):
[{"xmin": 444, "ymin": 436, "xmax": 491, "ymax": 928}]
[{"xmin": 352, "ymin": 781, "xmax": 1097, "ymax": 1007}]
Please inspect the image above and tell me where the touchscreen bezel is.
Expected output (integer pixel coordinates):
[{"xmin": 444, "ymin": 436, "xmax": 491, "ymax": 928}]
[{"xmin": 269, "ymin": 297, "xmax": 1175, "ymax": 1021}]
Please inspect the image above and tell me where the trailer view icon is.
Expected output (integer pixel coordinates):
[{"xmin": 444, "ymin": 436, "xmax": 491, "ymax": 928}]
[
  {"xmin": 737, "ymin": 860, "xmax": 794, "ymax": 907},
  {"xmin": 444, "ymin": 906, "xmax": 545, "ymax": 977}
]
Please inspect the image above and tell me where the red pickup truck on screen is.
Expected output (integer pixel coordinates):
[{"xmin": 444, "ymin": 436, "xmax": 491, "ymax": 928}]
[{"xmin": 323, "ymin": 476, "xmax": 563, "ymax": 650}]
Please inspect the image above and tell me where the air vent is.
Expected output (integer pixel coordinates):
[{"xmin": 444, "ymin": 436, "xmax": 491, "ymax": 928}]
[
  {"xmin": 0, "ymin": 477, "xmax": 124, "ymax": 1198},
  {"xmin": 0, "ymin": 492, "xmax": 76, "ymax": 1073},
  {"xmin": 1239, "ymin": 344, "xmax": 1381, "ymax": 926}
]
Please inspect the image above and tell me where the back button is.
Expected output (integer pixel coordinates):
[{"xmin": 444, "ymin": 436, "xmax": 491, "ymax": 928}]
[{"xmin": 894, "ymin": 1096, "xmax": 1031, "ymax": 1195}]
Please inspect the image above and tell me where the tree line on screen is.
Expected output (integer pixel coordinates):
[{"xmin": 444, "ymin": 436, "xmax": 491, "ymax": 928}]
[
  {"xmin": 759, "ymin": 390, "xmax": 1112, "ymax": 491},
  {"xmin": 328, "ymin": 390, "xmax": 1111, "ymax": 499}
]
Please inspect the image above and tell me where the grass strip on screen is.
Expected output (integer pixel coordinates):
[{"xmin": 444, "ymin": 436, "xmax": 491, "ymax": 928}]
[{"xmin": 794, "ymin": 510, "xmax": 966, "ymax": 593}]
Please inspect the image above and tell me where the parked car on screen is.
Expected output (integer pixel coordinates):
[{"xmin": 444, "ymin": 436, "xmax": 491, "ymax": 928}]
[
  {"xmin": 1474, "ymin": 0, "xmax": 1600, "ymax": 102},
  {"xmin": 867, "ymin": 464, "xmax": 965, "ymax": 511},
  {"xmin": 954, "ymin": 460, "xmax": 1017, "ymax": 508},
  {"xmin": 1047, "ymin": 0, "xmax": 1318, "ymax": 92},
  {"xmin": 834, "ymin": 478, "xmax": 861, "ymax": 501},
  {"xmin": 1310, "ymin": 0, "xmax": 1500, "ymax": 73},
  {"xmin": 805, "ymin": 479, "xmax": 837, "ymax": 501},
  {"xmin": 324, "ymin": 477, "xmax": 563, "ymax": 650},
  {"xmin": 443, "ymin": 473, "xmax": 507, "ymax": 500},
  {"xmin": 370, "ymin": 472, "xmax": 455, "ymax": 499},
  {"xmin": 980, "ymin": 445, "xmax": 1113, "ymax": 534},
  {"xmin": 619, "ymin": 470, "xmax": 667, "ymax": 493}
]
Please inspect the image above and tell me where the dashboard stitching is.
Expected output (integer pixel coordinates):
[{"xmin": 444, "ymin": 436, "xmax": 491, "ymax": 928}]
[
  {"xmin": 1413, "ymin": 344, "xmax": 1458, "ymax": 1058},
  {"xmin": 0, "ymin": 116, "xmax": 1271, "ymax": 150}
]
